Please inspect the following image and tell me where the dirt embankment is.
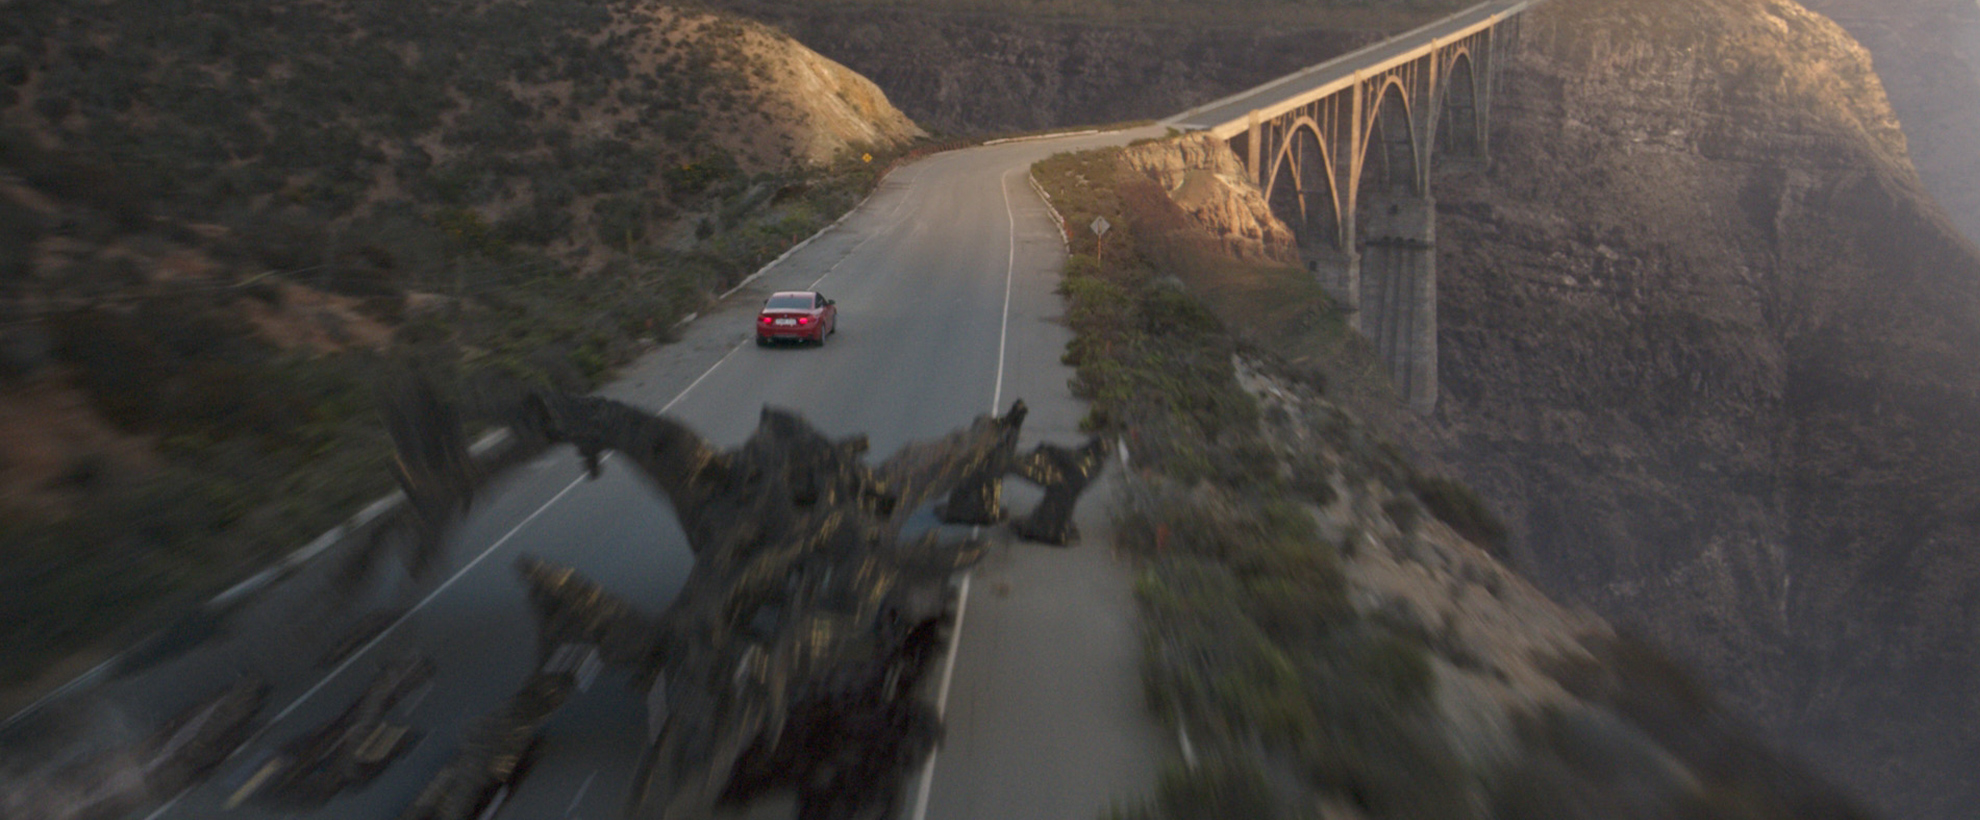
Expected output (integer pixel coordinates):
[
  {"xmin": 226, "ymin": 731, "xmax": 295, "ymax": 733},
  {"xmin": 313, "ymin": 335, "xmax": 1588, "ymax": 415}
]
[{"xmin": 1417, "ymin": 0, "xmax": 1980, "ymax": 816}]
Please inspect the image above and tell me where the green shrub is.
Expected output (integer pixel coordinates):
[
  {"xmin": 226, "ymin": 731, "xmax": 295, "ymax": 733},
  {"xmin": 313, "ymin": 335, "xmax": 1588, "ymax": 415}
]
[
  {"xmin": 1143, "ymin": 759, "xmax": 1279, "ymax": 820},
  {"xmin": 1410, "ymin": 475, "xmax": 1509, "ymax": 557},
  {"xmin": 496, "ymin": 200, "xmax": 573, "ymax": 246},
  {"xmin": 1382, "ymin": 496, "xmax": 1421, "ymax": 533},
  {"xmin": 594, "ymin": 195, "xmax": 650, "ymax": 249},
  {"xmin": 1041, "ymin": 143, "xmax": 1489, "ymax": 818},
  {"xmin": 664, "ymin": 153, "xmax": 738, "ymax": 197}
]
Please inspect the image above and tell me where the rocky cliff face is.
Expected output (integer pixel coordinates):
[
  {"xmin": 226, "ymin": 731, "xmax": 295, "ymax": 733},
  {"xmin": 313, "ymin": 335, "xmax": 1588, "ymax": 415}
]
[
  {"xmin": 1794, "ymin": 0, "xmax": 1980, "ymax": 247},
  {"xmin": 702, "ymin": 4, "xmax": 1379, "ymax": 134},
  {"xmin": 1119, "ymin": 134, "xmax": 1300, "ymax": 264},
  {"xmin": 633, "ymin": 7, "xmax": 925, "ymax": 166},
  {"xmin": 1423, "ymin": 0, "xmax": 1980, "ymax": 816}
]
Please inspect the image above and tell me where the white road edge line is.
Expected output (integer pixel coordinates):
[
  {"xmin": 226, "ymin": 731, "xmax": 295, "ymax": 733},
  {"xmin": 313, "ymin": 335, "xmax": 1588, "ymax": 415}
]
[
  {"xmin": 720, "ymin": 155, "xmax": 922, "ymax": 306},
  {"xmin": 910, "ymin": 572, "xmax": 973, "ymax": 820},
  {"xmin": 566, "ymin": 769, "xmax": 599, "ymax": 816},
  {"xmin": 993, "ymin": 168, "xmax": 1018, "ymax": 412},
  {"xmin": 149, "ymin": 329, "xmax": 754, "ymax": 818},
  {"xmin": 908, "ymin": 163, "xmax": 1026, "ymax": 820},
  {"xmin": 981, "ymin": 128, "xmax": 1103, "ymax": 146},
  {"xmin": 138, "ymin": 790, "xmax": 187, "ymax": 820},
  {"xmin": 254, "ymin": 332, "xmax": 753, "ymax": 737},
  {"xmin": 934, "ymin": 575, "xmax": 973, "ymax": 718},
  {"xmin": 713, "ymin": 169, "xmax": 887, "ymax": 304},
  {"xmin": 661, "ymin": 341, "xmax": 745, "ymax": 415},
  {"xmin": 262, "ymin": 467, "xmax": 596, "ymax": 730}
]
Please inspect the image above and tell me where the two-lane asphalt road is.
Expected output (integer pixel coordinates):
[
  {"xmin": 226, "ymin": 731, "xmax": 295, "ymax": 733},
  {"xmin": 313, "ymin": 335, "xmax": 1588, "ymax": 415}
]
[{"xmin": 72, "ymin": 127, "xmax": 1166, "ymax": 820}]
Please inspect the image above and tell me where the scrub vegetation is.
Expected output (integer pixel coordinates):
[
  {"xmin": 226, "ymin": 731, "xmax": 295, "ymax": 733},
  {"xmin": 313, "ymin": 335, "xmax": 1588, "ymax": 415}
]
[
  {"xmin": 0, "ymin": 0, "xmax": 926, "ymax": 701},
  {"xmin": 1036, "ymin": 147, "xmax": 1474, "ymax": 819},
  {"xmin": 1034, "ymin": 144, "xmax": 1873, "ymax": 820}
]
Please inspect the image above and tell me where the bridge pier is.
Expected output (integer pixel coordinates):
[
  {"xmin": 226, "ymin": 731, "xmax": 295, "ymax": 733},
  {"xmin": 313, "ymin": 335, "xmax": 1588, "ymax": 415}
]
[
  {"xmin": 1307, "ymin": 247, "xmax": 1361, "ymax": 317},
  {"xmin": 1175, "ymin": 0, "xmax": 1530, "ymax": 416},
  {"xmin": 1358, "ymin": 193, "xmax": 1438, "ymax": 414}
]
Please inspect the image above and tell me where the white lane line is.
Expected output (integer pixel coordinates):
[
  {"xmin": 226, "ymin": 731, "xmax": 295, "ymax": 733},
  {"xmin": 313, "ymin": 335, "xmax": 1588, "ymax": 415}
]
[
  {"xmin": 908, "ymin": 162, "xmax": 1028, "ymax": 820},
  {"xmin": 660, "ymin": 341, "xmax": 745, "ymax": 414},
  {"xmin": 1, "ymin": 655, "xmax": 119, "ymax": 734},
  {"xmin": 808, "ymin": 171, "xmax": 922, "ymax": 293},
  {"xmin": 808, "ymin": 225, "xmax": 885, "ymax": 292},
  {"xmin": 910, "ymin": 572, "xmax": 974, "ymax": 820},
  {"xmin": 993, "ymin": 168, "xmax": 1019, "ymax": 411},
  {"xmin": 565, "ymin": 769, "xmax": 598, "ymax": 816}
]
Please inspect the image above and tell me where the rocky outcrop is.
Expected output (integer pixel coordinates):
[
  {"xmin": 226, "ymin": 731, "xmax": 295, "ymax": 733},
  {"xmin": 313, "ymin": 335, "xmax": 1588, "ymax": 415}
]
[
  {"xmin": 622, "ymin": 6, "xmax": 925, "ymax": 167},
  {"xmin": 1119, "ymin": 134, "xmax": 1299, "ymax": 264},
  {"xmin": 1420, "ymin": 0, "xmax": 1980, "ymax": 817}
]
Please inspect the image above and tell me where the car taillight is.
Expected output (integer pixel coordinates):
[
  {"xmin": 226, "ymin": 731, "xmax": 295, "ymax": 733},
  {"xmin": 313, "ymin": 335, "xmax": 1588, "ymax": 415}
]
[
  {"xmin": 797, "ymin": 317, "xmax": 810, "ymax": 325},
  {"xmin": 759, "ymin": 315, "xmax": 772, "ymax": 324}
]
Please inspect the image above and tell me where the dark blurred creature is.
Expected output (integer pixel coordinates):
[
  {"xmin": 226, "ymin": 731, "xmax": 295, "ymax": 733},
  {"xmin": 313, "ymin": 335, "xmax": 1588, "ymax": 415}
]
[
  {"xmin": 395, "ymin": 672, "xmax": 568, "ymax": 820},
  {"xmin": 0, "ymin": 677, "xmax": 267, "ymax": 820},
  {"xmin": 370, "ymin": 375, "xmax": 1107, "ymax": 820},
  {"xmin": 238, "ymin": 656, "xmax": 431, "ymax": 809},
  {"xmin": 1012, "ymin": 436, "xmax": 1111, "ymax": 545},
  {"xmin": 935, "ymin": 399, "xmax": 1026, "ymax": 524}
]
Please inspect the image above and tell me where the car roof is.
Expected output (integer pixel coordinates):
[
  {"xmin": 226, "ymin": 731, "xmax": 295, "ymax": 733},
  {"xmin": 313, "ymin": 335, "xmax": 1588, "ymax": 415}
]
[{"xmin": 768, "ymin": 291, "xmax": 817, "ymax": 298}]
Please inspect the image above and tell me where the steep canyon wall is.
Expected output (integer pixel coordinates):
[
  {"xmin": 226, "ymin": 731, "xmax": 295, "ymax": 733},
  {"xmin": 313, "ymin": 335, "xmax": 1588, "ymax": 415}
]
[
  {"xmin": 1425, "ymin": 1, "xmax": 1980, "ymax": 817},
  {"xmin": 1795, "ymin": 0, "xmax": 1980, "ymax": 247}
]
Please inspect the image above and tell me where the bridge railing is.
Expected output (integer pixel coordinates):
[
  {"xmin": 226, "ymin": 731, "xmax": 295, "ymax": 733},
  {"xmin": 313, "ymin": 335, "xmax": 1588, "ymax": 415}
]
[{"xmin": 1164, "ymin": 0, "xmax": 1532, "ymax": 138}]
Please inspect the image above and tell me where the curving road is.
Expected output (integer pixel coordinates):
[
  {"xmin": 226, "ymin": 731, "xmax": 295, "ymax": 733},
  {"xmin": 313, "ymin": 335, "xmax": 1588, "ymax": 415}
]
[{"xmin": 27, "ymin": 127, "xmax": 1167, "ymax": 820}]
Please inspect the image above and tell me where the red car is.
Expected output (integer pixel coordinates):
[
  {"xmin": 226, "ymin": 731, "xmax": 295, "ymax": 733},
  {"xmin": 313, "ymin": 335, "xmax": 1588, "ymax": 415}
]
[{"xmin": 756, "ymin": 290, "xmax": 837, "ymax": 346}]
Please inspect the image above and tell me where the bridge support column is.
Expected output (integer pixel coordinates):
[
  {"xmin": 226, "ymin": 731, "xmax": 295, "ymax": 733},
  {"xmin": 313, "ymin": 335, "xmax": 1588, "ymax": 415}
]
[
  {"xmin": 1307, "ymin": 247, "xmax": 1360, "ymax": 324},
  {"xmin": 1357, "ymin": 193, "xmax": 1438, "ymax": 414}
]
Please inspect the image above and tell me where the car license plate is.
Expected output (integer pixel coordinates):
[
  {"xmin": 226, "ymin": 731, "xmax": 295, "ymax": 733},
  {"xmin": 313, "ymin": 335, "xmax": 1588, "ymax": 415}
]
[{"xmin": 775, "ymin": 318, "xmax": 796, "ymax": 326}]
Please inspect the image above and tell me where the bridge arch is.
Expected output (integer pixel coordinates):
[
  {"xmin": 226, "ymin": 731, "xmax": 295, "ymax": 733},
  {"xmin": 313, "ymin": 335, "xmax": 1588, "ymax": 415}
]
[
  {"xmin": 1358, "ymin": 76, "xmax": 1421, "ymax": 200},
  {"xmin": 1183, "ymin": 0, "xmax": 1530, "ymax": 415},
  {"xmin": 1264, "ymin": 116, "xmax": 1344, "ymax": 250},
  {"xmin": 1436, "ymin": 49, "xmax": 1482, "ymax": 158}
]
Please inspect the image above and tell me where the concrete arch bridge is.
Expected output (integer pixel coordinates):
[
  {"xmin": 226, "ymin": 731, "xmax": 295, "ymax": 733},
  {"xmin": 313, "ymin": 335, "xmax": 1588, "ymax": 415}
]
[{"xmin": 1167, "ymin": 1, "xmax": 1534, "ymax": 413}]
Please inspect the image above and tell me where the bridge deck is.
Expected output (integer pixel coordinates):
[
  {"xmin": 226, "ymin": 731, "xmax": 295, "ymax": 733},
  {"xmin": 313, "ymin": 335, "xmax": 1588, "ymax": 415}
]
[{"xmin": 1165, "ymin": 0, "xmax": 1530, "ymax": 139}]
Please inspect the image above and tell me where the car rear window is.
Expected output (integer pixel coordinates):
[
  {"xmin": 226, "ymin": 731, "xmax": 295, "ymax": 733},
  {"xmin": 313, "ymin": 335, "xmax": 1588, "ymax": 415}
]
[{"xmin": 766, "ymin": 295, "xmax": 812, "ymax": 309}]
